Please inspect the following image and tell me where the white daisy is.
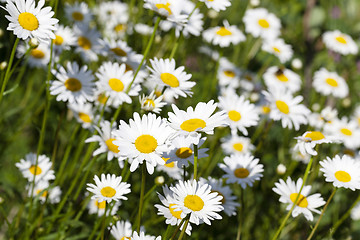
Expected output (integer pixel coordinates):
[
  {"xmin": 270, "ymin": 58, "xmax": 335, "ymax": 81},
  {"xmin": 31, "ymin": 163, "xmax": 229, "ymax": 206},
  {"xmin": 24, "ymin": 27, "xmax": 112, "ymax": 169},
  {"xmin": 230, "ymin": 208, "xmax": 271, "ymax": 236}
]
[
  {"xmin": 308, "ymin": 106, "xmax": 338, "ymax": 130},
  {"xmin": 143, "ymin": 0, "xmax": 187, "ymax": 25},
  {"xmin": 73, "ymin": 24, "xmax": 102, "ymax": 62},
  {"xmin": 27, "ymin": 181, "xmax": 62, "ymax": 204},
  {"xmin": 322, "ymin": 30, "xmax": 358, "ymax": 55},
  {"xmin": 139, "ymin": 91, "xmax": 167, "ymax": 114},
  {"xmin": 17, "ymin": 42, "xmax": 50, "ymax": 68},
  {"xmin": 65, "ymin": 2, "xmax": 92, "ymax": 25},
  {"xmin": 263, "ymin": 67, "xmax": 301, "ymax": 93},
  {"xmin": 15, "ymin": 153, "xmax": 55, "ymax": 183},
  {"xmin": 4, "ymin": 0, "xmax": 58, "ymax": 42},
  {"xmin": 52, "ymin": 25, "xmax": 76, "ymax": 54},
  {"xmin": 112, "ymin": 112, "xmax": 175, "ymax": 174},
  {"xmin": 156, "ymin": 157, "xmax": 182, "ymax": 180},
  {"xmin": 313, "ymin": 68, "xmax": 348, "ymax": 98},
  {"xmin": 203, "ymin": 20, "xmax": 246, "ymax": 48},
  {"xmin": 262, "ymin": 38, "xmax": 293, "ymax": 63},
  {"xmin": 263, "ymin": 89, "xmax": 310, "ymax": 130},
  {"xmin": 95, "ymin": 61, "xmax": 140, "ymax": 107},
  {"xmin": 67, "ymin": 102, "xmax": 95, "ymax": 129},
  {"xmin": 134, "ymin": 23, "xmax": 154, "ymax": 36},
  {"xmin": 50, "ymin": 62, "xmax": 95, "ymax": 104},
  {"xmin": 100, "ymin": 39, "xmax": 142, "ymax": 63},
  {"xmin": 88, "ymin": 198, "xmax": 120, "ymax": 216},
  {"xmin": 104, "ymin": 20, "xmax": 129, "ymax": 40},
  {"xmin": 171, "ymin": 180, "xmax": 224, "ymax": 225},
  {"xmin": 199, "ymin": 0, "xmax": 231, "ymax": 12},
  {"xmin": 199, "ymin": 177, "xmax": 240, "ymax": 217},
  {"xmin": 86, "ymin": 173, "xmax": 131, "ymax": 203},
  {"xmin": 273, "ymin": 177, "xmax": 326, "ymax": 221},
  {"xmin": 218, "ymin": 94, "xmax": 259, "ymax": 135},
  {"xmin": 291, "ymin": 147, "xmax": 311, "ymax": 164},
  {"xmin": 219, "ymin": 153, "xmax": 264, "ymax": 189},
  {"xmin": 95, "ymin": 1, "xmax": 128, "ymax": 25},
  {"xmin": 147, "ymin": 58, "xmax": 195, "ymax": 99},
  {"xmin": 109, "ymin": 220, "xmax": 133, "ymax": 240},
  {"xmin": 131, "ymin": 231, "xmax": 161, "ymax": 240},
  {"xmin": 324, "ymin": 117, "xmax": 360, "ymax": 149},
  {"xmin": 294, "ymin": 131, "xmax": 335, "ymax": 156},
  {"xmin": 217, "ymin": 58, "xmax": 242, "ymax": 88},
  {"xmin": 243, "ymin": 8, "xmax": 281, "ymax": 39},
  {"xmin": 320, "ymin": 155, "xmax": 360, "ymax": 191},
  {"xmin": 221, "ymin": 134, "xmax": 254, "ymax": 155}
]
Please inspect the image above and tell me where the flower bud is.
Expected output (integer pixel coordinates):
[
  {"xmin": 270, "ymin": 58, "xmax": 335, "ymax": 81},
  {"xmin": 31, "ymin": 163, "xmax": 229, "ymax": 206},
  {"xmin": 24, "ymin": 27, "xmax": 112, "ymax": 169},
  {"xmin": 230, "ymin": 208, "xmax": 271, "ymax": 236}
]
[
  {"xmin": 155, "ymin": 176, "xmax": 165, "ymax": 185},
  {"xmin": 29, "ymin": 38, "xmax": 39, "ymax": 49},
  {"xmin": 276, "ymin": 164, "xmax": 286, "ymax": 175}
]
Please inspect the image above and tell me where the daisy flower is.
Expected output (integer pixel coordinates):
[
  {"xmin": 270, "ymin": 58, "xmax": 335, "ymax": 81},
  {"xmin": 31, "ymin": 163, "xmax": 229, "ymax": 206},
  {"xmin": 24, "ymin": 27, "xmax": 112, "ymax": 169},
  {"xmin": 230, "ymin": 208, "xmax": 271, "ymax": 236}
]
[
  {"xmin": 294, "ymin": 131, "xmax": 335, "ymax": 156},
  {"xmin": 67, "ymin": 102, "xmax": 95, "ymax": 129},
  {"xmin": 88, "ymin": 198, "xmax": 120, "ymax": 216},
  {"xmin": 243, "ymin": 8, "xmax": 281, "ymax": 39},
  {"xmin": 86, "ymin": 174, "xmax": 131, "ymax": 203},
  {"xmin": 131, "ymin": 231, "xmax": 161, "ymax": 240},
  {"xmin": 171, "ymin": 179, "xmax": 224, "ymax": 225},
  {"xmin": 4, "ymin": 0, "xmax": 58, "ymax": 42},
  {"xmin": 104, "ymin": 20, "xmax": 129, "ymax": 40},
  {"xmin": 262, "ymin": 38, "xmax": 293, "ymax": 63},
  {"xmin": 322, "ymin": 30, "xmax": 358, "ymax": 55},
  {"xmin": 221, "ymin": 134, "xmax": 254, "ymax": 155},
  {"xmin": 52, "ymin": 25, "xmax": 76, "ymax": 54},
  {"xmin": 95, "ymin": 62, "xmax": 140, "ymax": 107},
  {"xmin": 263, "ymin": 67, "xmax": 301, "ymax": 93},
  {"xmin": 139, "ymin": 91, "xmax": 167, "ymax": 114},
  {"xmin": 73, "ymin": 24, "xmax": 102, "ymax": 62},
  {"xmin": 199, "ymin": 0, "xmax": 231, "ymax": 12},
  {"xmin": 218, "ymin": 94, "xmax": 259, "ymax": 135},
  {"xmin": 167, "ymin": 100, "xmax": 228, "ymax": 143},
  {"xmin": 109, "ymin": 220, "xmax": 133, "ymax": 240},
  {"xmin": 308, "ymin": 106, "xmax": 338, "ymax": 130},
  {"xmin": 50, "ymin": 62, "xmax": 95, "ymax": 104},
  {"xmin": 203, "ymin": 20, "xmax": 246, "ymax": 48},
  {"xmin": 143, "ymin": 0, "xmax": 187, "ymax": 24},
  {"xmin": 155, "ymin": 185, "xmax": 192, "ymax": 235},
  {"xmin": 199, "ymin": 177, "xmax": 240, "ymax": 217},
  {"xmin": 273, "ymin": 177, "xmax": 326, "ymax": 221},
  {"xmin": 112, "ymin": 113, "xmax": 175, "ymax": 174},
  {"xmin": 313, "ymin": 68, "xmax": 348, "ymax": 98},
  {"xmin": 65, "ymin": 2, "xmax": 92, "ymax": 25},
  {"xmin": 263, "ymin": 89, "xmax": 310, "ymax": 130},
  {"xmin": 156, "ymin": 157, "xmax": 182, "ymax": 180},
  {"xmin": 100, "ymin": 39, "xmax": 142, "ymax": 63},
  {"xmin": 17, "ymin": 42, "xmax": 50, "ymax": 68},
  {"xmin": 219, "ymin": 153, "xmax": 264, "ymax": 189},
  {"xmin": 291, "ymin": 147, "xmax": 311, "ymax": 164},
  {"xmin": 85, "ymin": 120, "xmax": 126, "ymax": 163},
  {"xmin": 320, "ymin": 155, "xmax": 360, "ymax": 191},
  {"xmin": 324, "ymin": 117, "xmax": 360, "ymax": 149},
  {"xmin": 147, "ymin": 58, "xmax": 195, "ymax": 99},
  {"xmin": 27, "ymin": 181, "xmax": 62, "ymax": 204},
  {"xmin": 95, "ymin": 1, "xmax": 128, "ymax": 24},
  {"xmin": 217, "ymin": 58, "xmax": 242, "ymax": 88},
  {"xmin": 165, "ymin": 136, "xmax": 208, "ymax": 168},
  {"xmin": 16, "ymin": 153, "xmax": 55, "ymax": 183},
  {"xmin": 134, "ymin": 23, "xmax": 154, "ymax": 36}
]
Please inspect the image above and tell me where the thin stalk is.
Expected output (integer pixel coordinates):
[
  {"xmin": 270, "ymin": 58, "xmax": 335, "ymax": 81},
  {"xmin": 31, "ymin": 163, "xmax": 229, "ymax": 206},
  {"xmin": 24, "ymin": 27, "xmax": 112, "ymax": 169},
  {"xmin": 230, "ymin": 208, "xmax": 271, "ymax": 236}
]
[
  {"xmin": 100, "ymin": 203, "xmax": 108, "ymax": 240},
  {"xmin": 236, "ymin": 188, "xmax": 244, "ymax": 240},
  {"xmin": 144, "ymin": 185, "xmax": 157, "ymax": 201},
  {"xmin": 0, "ymin": 38, "xmax": 20, "ymax": 105},
  {"xmin": 170, "ymin": 216, "xmax": 187, "ymax": 240},
  {"xmin": 177, "ymin": 218, "xmax": 190, "ymax": 240},
  {"xmin": 0, "ymin": 205, "xmax": 11, "ymax": 227},
  {"xmin": 271, "ymin": 155, "xmax": 315, "ymax": 240},
  {"xmin": 307, "ymin": 188, "xmax": 337, "ymax": 240},
  {"xmin": 169, "ymin": 32, "xmax": 182, "ymax": 59},
  {"xmin": 136, "ymin": 164, "xmax": 146, "ymax": 232},
  {"xmin": 193, "ymin": 144, "xmax": 198, "ymax": 180}
]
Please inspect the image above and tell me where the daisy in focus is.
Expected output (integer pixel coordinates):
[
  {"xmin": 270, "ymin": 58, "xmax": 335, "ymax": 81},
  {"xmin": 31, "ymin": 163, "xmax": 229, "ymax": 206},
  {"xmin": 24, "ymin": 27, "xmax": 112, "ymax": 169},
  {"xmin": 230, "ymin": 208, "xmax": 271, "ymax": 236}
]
[
  {"xmin": 112, "ymin": 112, "xmax": 174, "ymax": 174},
  {"xmin": 86, "ymin": 173, "xmax": 131, "ymax": 203},
  {"xmin": 243, "ymin": 8, "xmax": 281, "ymax": 39},
  {"xmin": 320, "ymin": 155, "xmax": 360, "ymax": 191},
  {"xmin": 294, "ymin": 131, "xmax": 335, "ymax": 156},
  {"xmin": 4, "ymin": 0, "xmax": 58, "ymax": 42},
  {"xmin": 16, "ymin": 153, "xmax": 55, "ymax": 183},
  {"xmin": 219, "ymin": 153, "xmax": 264, "ymax": 189},
  {"xmin": 203, "ymin": 21, "xmax": 246, "ymax": 48},
  {"xmin": 262, "ymin": 38, "xmax": 293, "ymax": 63},
  {"xmin": 171, "ymin": 179, "xmax": 224, "ymax": 225},
  {"xmin": 273, "ymin": 177, "xmax": 326, "ymax": 221},
  {"xmin": 139, "ymin": 91, "xmax": 166, "ymax": 114},
  {"xmin": 263, "ymin": 67, "xmax": 301, "ymax": 93},
  {"xmin": 109, "ymin": 220, "xmax": 133, "ymax": 240},
  {"xmin": 322, "ymin": 30, "xmax": 358, "ymax": 55},
  {"xmin": 313, "ymin": 68, "xmax": 349, "ymax": 98}
]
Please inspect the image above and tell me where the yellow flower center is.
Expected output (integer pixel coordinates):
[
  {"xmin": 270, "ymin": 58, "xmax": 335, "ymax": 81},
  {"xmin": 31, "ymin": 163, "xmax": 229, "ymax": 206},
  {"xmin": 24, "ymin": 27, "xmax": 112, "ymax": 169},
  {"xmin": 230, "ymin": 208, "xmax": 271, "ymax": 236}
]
[
  {"xmin": 95, "ymin": 200, "xmax": 106, "ymax": 209},
  {"xmin": 144, "ymin": 99, "xmax": 155, "ymax": 107},
  {"xmin": 275, "ymin": 73, "xmax": 289, "ymax": 82},
  {"xmin": 78, "ymin": 36, "xmax": 92, "ymax": 50},
  {"xmin": 223, "ymin": 70, "xmax": 235, "ymax": 78},
  {"xmin": 97, "ymin": 93, "xmax": 109, "ymax": 104},
  {"xmin": 108, "ymin": 78, "xmax": 124, "ymax": 92},
  {"xmin": 211, "ymin": 190, "xmax": 225, "ymax": 204},
  {"xmin": 64, "ymin": 78, "xmax": 82, "ymax": 92},
  {"xmin": 273, "ymin": 47, "xmax": 281, "ymax": 53},
  {"xmin": 325, "ymin": 78, "xmax": 338, "ymax": 87},
  {"xmin": 78, "ymin": 112, "xmax": 91, "ymax": 123},
  {"xmin": 180, "ymin": 118, "xmax": 206, "ymax": 132},
  {"xmin": 135, "ymin": 134, "xmax": 158, "ymax": 153},
  {"xmin": 304, "ymin": 131, "xmax": 325, "ymax": 141},
  {"xmin": 233, "ymin": 143, "xmax": 243, "ymax": 152},
  {"xmin": 341, "ymin": 128, "xmax": 352, "ymax": 136},
  {"xmin": 216, "ymin": 27, "xmax": 232, "ymax": 36},
  {"xmin": 29, "ymin": 165, "xmax": 42, "ymax": 175},
  {"xmin": 54, "ymin": 35, "xmax": 64, "ymax": 45},
  {"xmin": 175, "ymin": 147, "xmax": 193, "ymax": 159},
  {"xmin": 234, "ymin": 167, "xmax": 249, "ymax": 178},
  {"xmin": 276, "ymin": 100, "xmax": 289, "ymax": 114},
  {"xmin": 335, "ymin": 170, "xmax": 351, "ymax": 182},
  {"xmin": 121, "ymin": 237, "xmax": 131, "ymax": 240},
  {"xmin": 114, "ymin": 24, "xmax": 125, "ymax": 33},
  {"xmin": 228, "ymin": 110, "xmax": 241, "ymax": 122},
  {"xmin": 290, "ymin": 193, "xmax": 308, "ymax": 208},
  {"xmin": 111, "ymin": 47, "xmax": 127, "ymax": 57},
  {"xmin": 262, "ymin": 106, "xmax": 271, "ymax": 114},
  {"xmin": 169, "ymin": 203, "xmax": 182, "ymax": 219},
  {"xmin": 72, "ymin": 11, "xmax": 84, "ymax": 21},
  {"xmin": 258, "ymin": 19, "xmax": 270, "ymax": 28},
  {"xmin": 105, "ymin": 138, "xmax": 120, "ymax": 153},
  {"xmin": 155, "ymin": 3, "xmax": 172, "ymax": 15},
  {"xmin": 36, "ymin": 189, "xmax": 48, "ymax": 197},
  {"xmin": 18, "ymin": 12, "xmax": 39, "ymax": 31},
  {"xmin": 184, "ymin": 195, "xmax": 204, "ymax": 211},
  {"xmin": 31, "ymin": 49, "xmax": 45, "ymax": 59},
  {"xmin": 160, "ymin": 73, "xmax": 179, "ymax": 88},
  {"xmin": 335, "ymin": 36, "xmax": 347, "ymax": 44},
  {"xmin": 162, "ymin": 157, "xmax": 175, "ymax": 168},
  {"xmin": 100, "ymin": 186, "xmax": 116, "ymax": 198}
]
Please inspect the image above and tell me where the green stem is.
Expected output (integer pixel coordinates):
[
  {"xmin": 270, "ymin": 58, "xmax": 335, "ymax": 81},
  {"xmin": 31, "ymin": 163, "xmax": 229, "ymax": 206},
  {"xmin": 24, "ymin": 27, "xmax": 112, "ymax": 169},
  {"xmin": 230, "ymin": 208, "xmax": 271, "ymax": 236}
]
[
  {"xmin": 169, "ymin": 32, "xmax": 182, "ymax": 59},
  {"xmin": 0, "ymin": 38, "xmax": 19, "ymax": 105},
  {"xmin": 100, "ymin": 203, "xmax": 108, "ymax": 240},
  {"xmin": 170, "ymin": 216, "xmax": 188, "ymax": 240},
  {"xmin": 0, "ymin": 205, "xmax": 10, "ymax": 227},
  {"xmin": 236, "ymin": 188, "xmax": 244, "ymax": 240},
  {"xmin": 136, "ymin": 164, "xmax": 146, "ymax": 232},
  {"xmin": 331, "ymin": 193, "xmax": 360, "ymax": 235},
  {"xmin": 307, "ymin": 188, "xmax": 337, "ymax": 240},
  {"xmin": 193, "ymin": 144, "xmax": 198, "ymax": 180},
  {"xmin": 177, "ymin": 218, "xmax": 190, "ymax": 240},
  {"xmin": 271, "ymin": 154, "xmax": 315, "ymax": 240}
]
